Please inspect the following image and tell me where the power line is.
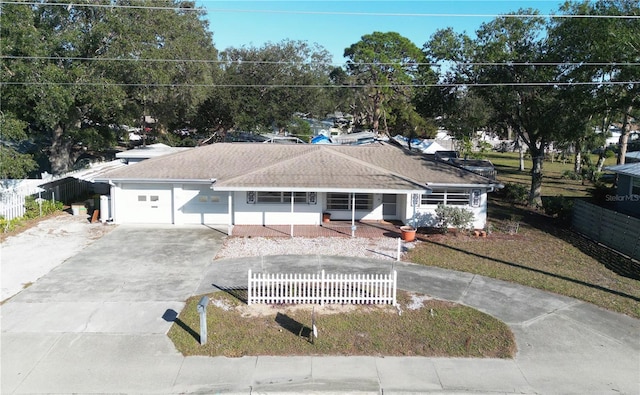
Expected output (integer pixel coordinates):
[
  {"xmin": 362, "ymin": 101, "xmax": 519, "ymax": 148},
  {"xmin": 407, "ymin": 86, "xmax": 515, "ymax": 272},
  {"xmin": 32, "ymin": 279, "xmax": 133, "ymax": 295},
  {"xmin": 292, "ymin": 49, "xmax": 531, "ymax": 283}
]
[
  {"xmin": 0, "ymin": 1, "xmax": 202, "ymax": 11},
  {"xmin": 1, "ymin": 81, "xmax": 637, "ymax": 88},
  {"xmin": 2, "ymin": 55, "xmax": 639, "ymax": 68},
  {"xmin": 2, "ymin": 1, "xmax": 639, "ymax": 19},
  {"xmin": 205, "ymin": 8, "xmax": 640, "ymax": 20}
]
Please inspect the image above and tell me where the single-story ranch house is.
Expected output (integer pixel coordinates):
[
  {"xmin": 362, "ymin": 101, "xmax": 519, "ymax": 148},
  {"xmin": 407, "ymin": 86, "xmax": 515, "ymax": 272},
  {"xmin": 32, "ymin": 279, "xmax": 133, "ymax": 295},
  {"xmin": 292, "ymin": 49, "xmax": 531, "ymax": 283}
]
[{"xmin": 96, "ymin": 142, "xmax": 501, "ymax": 232}]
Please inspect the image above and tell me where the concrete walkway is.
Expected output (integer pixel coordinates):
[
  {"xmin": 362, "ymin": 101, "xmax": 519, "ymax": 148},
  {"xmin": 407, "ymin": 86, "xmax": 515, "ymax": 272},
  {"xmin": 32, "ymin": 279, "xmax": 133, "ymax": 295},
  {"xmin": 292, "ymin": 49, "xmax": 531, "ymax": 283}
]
[{"xmin": 1, "ymin": 222, "xmax": 639, "ymax": 394}]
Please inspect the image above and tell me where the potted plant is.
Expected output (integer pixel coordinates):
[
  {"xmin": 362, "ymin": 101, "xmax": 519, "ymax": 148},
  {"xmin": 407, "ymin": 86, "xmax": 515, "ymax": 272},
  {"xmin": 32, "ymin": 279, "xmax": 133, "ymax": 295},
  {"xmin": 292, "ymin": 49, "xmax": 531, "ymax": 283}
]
[
  {"xmin": 400, "ymin": 225, "xmax": 417, "ymax": 242},
  {"xmin": 322, "ymin": 212, "xmax": 331, "ymax": 223}
]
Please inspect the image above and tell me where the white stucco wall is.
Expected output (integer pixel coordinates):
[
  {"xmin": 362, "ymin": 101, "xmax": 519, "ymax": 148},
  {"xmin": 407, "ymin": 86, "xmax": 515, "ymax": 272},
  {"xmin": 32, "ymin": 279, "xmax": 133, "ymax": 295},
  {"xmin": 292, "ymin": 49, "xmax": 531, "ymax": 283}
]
[
  {"xmin": 111, "ymin": 185, "xmax": 489, "ymax": 230},
  {"xmin": 173, "ymin": 185, "xmax": 230, "ymax": 225},
  {"xmin": 232, "ymin": 191, "xmax": 324, "ymax": 225},
  {"xmin": 406, "ymin": 189, "xmax": 488, "ymax": 230}
]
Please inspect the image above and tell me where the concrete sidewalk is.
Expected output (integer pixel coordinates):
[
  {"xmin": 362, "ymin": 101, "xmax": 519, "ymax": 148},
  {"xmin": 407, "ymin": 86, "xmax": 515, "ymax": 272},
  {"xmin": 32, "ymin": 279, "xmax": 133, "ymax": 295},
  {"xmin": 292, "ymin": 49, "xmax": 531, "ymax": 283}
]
[{"xmin": 2, "ymin": 222, "xmax": 639, "ymax": 394}]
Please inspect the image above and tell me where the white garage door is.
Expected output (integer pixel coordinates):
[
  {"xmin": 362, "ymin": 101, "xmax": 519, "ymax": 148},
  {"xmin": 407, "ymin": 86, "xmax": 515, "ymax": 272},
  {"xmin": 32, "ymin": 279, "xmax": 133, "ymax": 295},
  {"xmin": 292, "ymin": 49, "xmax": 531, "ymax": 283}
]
[
  {"xmin": 179, "ymin": 186, "xmax": 229, "ymax": 224},
  {"xmin": 119, "ymin": 184, "xmax": 173, "ymax": 224}
]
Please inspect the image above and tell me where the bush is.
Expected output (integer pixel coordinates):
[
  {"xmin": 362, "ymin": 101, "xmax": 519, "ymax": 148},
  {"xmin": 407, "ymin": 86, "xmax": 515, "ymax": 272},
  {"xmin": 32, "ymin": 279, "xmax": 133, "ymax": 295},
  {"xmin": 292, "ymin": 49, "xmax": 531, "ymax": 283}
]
[
  {"xmin": 435, "ymin": 204, "xmax": 474, "ymax": 233},
  {"xmin": 1, "ymin": 216, "xmax": 25, "ymax": 233},
  {"xmin": 24, "ymin": 196, "xmax": 63, "ymax": 219},
  {"xmin": 2, "ymin": 197, "xmax": 64, "ymax": 233},
  {"xmin": 561, "ymin": 170, "xmax": 582, "ymax": 180},
  {"xmin": 543, "ymin": 195, "xmax": 573, "ymax": 224},
  {"xmin": 501, "ymin": 183, "xmax": 528, "ymax": 205}
]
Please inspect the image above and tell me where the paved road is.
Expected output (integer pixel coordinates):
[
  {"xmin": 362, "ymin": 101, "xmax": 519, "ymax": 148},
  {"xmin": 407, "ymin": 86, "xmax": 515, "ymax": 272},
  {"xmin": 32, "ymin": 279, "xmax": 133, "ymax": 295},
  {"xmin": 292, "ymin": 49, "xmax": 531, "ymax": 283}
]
[{"xmin": 1, "ymin": 223, "xmax": 639, "ymax": 394}]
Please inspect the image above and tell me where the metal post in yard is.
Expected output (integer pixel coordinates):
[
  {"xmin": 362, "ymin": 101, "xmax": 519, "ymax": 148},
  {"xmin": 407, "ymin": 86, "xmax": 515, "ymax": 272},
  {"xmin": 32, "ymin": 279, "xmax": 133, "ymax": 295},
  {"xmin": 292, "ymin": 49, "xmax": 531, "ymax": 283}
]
[{"xmin": 197, "ymin": 296, "xmax": 209, "ymax": 345}]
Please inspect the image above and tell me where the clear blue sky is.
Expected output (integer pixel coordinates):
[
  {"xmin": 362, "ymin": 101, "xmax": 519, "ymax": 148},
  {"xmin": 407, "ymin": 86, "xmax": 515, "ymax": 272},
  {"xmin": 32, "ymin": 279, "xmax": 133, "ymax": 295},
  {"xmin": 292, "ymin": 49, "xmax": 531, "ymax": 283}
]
[{"xmin": 197, "ymin": 0, "xmax": 566, "ymax": 63}]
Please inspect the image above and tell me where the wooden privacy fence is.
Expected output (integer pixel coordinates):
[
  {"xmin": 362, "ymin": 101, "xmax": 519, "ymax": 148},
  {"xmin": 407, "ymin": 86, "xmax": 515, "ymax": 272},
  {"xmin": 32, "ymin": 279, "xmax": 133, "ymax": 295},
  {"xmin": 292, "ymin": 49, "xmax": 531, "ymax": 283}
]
[{"xmin": 247, "ymin": 269, "xmax": 397, "ymax": 306}]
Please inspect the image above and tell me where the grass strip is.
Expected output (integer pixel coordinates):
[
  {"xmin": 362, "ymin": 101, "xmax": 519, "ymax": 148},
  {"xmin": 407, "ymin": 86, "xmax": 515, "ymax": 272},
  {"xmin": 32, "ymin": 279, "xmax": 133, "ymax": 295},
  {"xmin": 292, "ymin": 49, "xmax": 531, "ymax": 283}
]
[{"xmin": 168, "ymin": 290, "xmax": 516, "ymax": 358}]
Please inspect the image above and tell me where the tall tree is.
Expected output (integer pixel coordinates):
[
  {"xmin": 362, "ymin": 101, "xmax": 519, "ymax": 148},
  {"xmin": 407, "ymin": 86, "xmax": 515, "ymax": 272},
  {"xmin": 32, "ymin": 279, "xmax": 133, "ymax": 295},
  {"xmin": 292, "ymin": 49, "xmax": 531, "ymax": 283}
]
[
  {"xmin": 344, "ymin": 32, "xmax": 427, "ymax": 135},
  {"xmin": 425, "ymin": 11, "xmax": 576, "ymax": 206},
  {"xmin": 0, "ymin": 113, "xmax": 37, "ymax": 179},
  {"xmin": 549, "ymin": 0, "xmax": 640, "ymax": 165},
  {"xmin": 420, "ymin": 29, "xmax": 493, "ymax": 147},
  {"xmin": 1, "ymin": 0, "xmax": 216, "ymax": 174},
  {"xmin": 471, "ymin": 10, "xmax": 565, "ymax": 207},
  {"xmin": 219, "ymin": 40, "xmax": 333, "ymax": 132}
]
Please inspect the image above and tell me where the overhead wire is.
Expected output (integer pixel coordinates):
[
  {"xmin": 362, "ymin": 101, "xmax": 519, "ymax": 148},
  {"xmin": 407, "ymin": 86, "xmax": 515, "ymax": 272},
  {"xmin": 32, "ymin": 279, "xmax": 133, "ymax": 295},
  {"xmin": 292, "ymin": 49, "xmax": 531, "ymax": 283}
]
[
  {"xmin": 2, "ymin": 1, "xmax": 639, "ymax": 19},
  {"xmin": 1, "ymin": 1, "xmax": 638, "ymax": 87},
  {"xmin": 2, "ymin": 55, "xmax": 640, "ymax": 68}
]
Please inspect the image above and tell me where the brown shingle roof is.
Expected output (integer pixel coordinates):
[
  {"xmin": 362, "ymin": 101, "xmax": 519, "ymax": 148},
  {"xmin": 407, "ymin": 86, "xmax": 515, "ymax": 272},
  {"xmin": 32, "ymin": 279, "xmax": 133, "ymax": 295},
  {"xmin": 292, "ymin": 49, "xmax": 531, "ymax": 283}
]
[{"xmin": 98, "ymin": 142, "xmax": 497, "ymax": 191}]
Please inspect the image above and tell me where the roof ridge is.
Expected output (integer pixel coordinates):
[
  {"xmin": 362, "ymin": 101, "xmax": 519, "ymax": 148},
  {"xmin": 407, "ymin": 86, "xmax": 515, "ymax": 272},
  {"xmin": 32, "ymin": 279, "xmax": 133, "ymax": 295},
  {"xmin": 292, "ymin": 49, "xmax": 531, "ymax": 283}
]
[
  {"xmin": 218, "ymin": 145, "xmax": 320, "ymax": 185},
  {"xmin": 324, "ymin": 144, "xmax": 428, "ymax": 189}
]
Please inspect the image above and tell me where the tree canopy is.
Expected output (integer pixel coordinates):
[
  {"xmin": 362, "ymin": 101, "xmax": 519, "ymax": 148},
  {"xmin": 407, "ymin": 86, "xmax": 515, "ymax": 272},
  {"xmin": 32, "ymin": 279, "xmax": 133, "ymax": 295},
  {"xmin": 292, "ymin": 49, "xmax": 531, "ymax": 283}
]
[
  {"xmin": 422, "ymin": 2, "xmax": 639, "ymax": 206},
  {"xmin": 217, "ymin": 40, "xmax": 334, "ymax": 133},
  {"xmin": 1, "ymin": 0, "xmax": 216, "ymax": 174},
  {"xmin": 549, "ymin": 0, "xmax": 640, "ymax": 165},
  {"xmin": 1, "ymin": 0, "xmax": 636, "ymax": 189},
  {"xmin": 344, "ymin": 32, "xmax": 431, "ymax": 136}
]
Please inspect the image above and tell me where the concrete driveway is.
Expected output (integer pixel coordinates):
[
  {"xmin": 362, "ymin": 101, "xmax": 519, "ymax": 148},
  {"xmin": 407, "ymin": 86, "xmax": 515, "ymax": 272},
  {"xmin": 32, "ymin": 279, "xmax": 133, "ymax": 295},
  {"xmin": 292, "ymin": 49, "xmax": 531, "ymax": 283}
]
[
  {"xmin": 2, "ymin": 221, "xmax": 639, "ymax": 394},
  {"xmin": 1, "ymin": 224, "xmax": 227, "ymax": 394},
  {"xmin": 2, "ymin": 224, "xmax": 225, "ymax": 334}
]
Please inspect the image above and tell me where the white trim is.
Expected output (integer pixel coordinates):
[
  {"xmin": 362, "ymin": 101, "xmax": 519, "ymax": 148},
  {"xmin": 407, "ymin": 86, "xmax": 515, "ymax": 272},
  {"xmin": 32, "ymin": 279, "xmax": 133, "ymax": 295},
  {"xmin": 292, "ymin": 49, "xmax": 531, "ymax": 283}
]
[
  {"xmin": 426, "ymin": 183, "xmax": 500, "ymax": 188},
  {"xmin": 96, "ymin": 178, "xmax": 213, "ymax": 184},
  {"xmin": 214, "ymin": 186, "xmax": 429, "ymax": 194}
]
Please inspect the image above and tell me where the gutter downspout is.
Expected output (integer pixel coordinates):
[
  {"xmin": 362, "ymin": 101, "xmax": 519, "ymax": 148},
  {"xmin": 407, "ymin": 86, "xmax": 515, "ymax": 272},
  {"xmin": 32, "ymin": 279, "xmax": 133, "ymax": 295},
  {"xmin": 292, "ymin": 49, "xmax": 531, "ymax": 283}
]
[{"xmin": 108, "ymin": 180, "xmax": 116, "ymax": 223}]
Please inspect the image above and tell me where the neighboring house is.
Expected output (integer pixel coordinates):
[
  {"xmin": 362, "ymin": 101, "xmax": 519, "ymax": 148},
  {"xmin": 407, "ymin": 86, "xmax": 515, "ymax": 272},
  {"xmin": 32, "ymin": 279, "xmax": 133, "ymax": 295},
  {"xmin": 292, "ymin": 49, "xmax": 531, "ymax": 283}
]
[
  {"xmin": 331, "ymin": 131, "xmax": 377, "ymax": 145},
  {"xmin": 449, "ymin": 158, "xmax": 497, "ymax": 180},
  {"xmin": 96, "ymin": 142, "xmax": 501, "ymax": 230},
  {"xmin": 116, "ymin": 143, "xmax": 191, "ymax": 164},
  {"xmin": 605, "ymin": 162, "xmax": 640, "ymax": 217},
  {"xmin": 625, "ymin": 151, "xmax": 640, "ymax": 163}
]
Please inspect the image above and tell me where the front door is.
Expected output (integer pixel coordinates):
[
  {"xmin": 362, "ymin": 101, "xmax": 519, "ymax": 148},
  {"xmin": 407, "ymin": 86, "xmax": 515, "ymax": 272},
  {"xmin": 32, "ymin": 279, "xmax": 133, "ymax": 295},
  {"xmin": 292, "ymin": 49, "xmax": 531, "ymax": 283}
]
[{"xmin": 382, "ymin": 194, "xmax": 397, "ymax": 219}]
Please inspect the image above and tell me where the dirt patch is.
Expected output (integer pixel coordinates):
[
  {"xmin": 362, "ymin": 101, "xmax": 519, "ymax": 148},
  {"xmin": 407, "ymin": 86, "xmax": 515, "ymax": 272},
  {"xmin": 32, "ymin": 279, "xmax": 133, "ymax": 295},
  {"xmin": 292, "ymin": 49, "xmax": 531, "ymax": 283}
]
[
  {"xmin": 222, "ymin": 299, "xmax": 396, "ymax": 318},
  {"xmin": 0, "ymin": 211, "xmax": 67, "ymax": 243}
]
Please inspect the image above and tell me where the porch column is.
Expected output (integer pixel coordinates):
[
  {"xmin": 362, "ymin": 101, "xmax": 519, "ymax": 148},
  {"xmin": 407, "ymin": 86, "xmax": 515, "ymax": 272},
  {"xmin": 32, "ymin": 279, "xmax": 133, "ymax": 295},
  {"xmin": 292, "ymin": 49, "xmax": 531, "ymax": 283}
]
[
  {"xmin": 351, "ymin": 193, "xmax": 356, "ymax": 238},
  {"xmin": 290, "ymin": 191, "xmax": 294, "ymax": 237},
  {"xmin": 227, "ymin": 193, "xmax": 233, "ymax": 235}
]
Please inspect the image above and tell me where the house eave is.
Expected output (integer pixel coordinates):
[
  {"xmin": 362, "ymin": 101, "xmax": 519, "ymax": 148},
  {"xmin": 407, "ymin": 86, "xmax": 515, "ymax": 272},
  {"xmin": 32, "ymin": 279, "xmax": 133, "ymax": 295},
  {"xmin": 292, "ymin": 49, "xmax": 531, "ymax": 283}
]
[
  {"xmin": 95, "ymin": 178, "xmax": 215, "ymax": 184},
  {"xmin": 213, "ymin": 186, "xmax": 430, "ymax": 194},
  {"xmin": 426, "ymin": 182, "xmax": 503, "ymax": 190}
]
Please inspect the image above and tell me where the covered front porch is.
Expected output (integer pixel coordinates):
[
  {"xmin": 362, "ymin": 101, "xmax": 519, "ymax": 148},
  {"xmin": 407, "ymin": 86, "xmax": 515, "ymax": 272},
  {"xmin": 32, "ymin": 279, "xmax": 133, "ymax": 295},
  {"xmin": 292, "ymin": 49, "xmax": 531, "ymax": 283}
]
[{"xmin": 229, "ymin": 220, "xmax": 405, "ymax": 238}]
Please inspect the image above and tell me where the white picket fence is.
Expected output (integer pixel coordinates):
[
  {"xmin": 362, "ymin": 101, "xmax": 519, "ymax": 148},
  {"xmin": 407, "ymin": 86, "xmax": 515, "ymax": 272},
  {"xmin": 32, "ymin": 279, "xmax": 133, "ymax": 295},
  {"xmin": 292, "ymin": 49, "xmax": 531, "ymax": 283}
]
[
  {"xmin": 0, "ymin": 191, "xmax": 27, "ymax": 220},
  {"xmin": 247, "ymin": 269, "xmax": 397, "ymax": 306}
]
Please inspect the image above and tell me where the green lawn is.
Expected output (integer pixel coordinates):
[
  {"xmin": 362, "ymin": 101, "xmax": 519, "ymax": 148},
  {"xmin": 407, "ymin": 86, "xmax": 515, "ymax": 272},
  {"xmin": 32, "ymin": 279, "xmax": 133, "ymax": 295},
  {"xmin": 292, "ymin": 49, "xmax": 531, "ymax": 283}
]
[
  {"xmin": 408, "ymin": 152, "xmax": 639, "ymax": 319},
  {"xmin": 484, "ymin": 151, "xmax": 609, "ymax": 197},
  {"xmin": 168, "ymin": 290, "xmax": 516, "ymax": 358}
]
